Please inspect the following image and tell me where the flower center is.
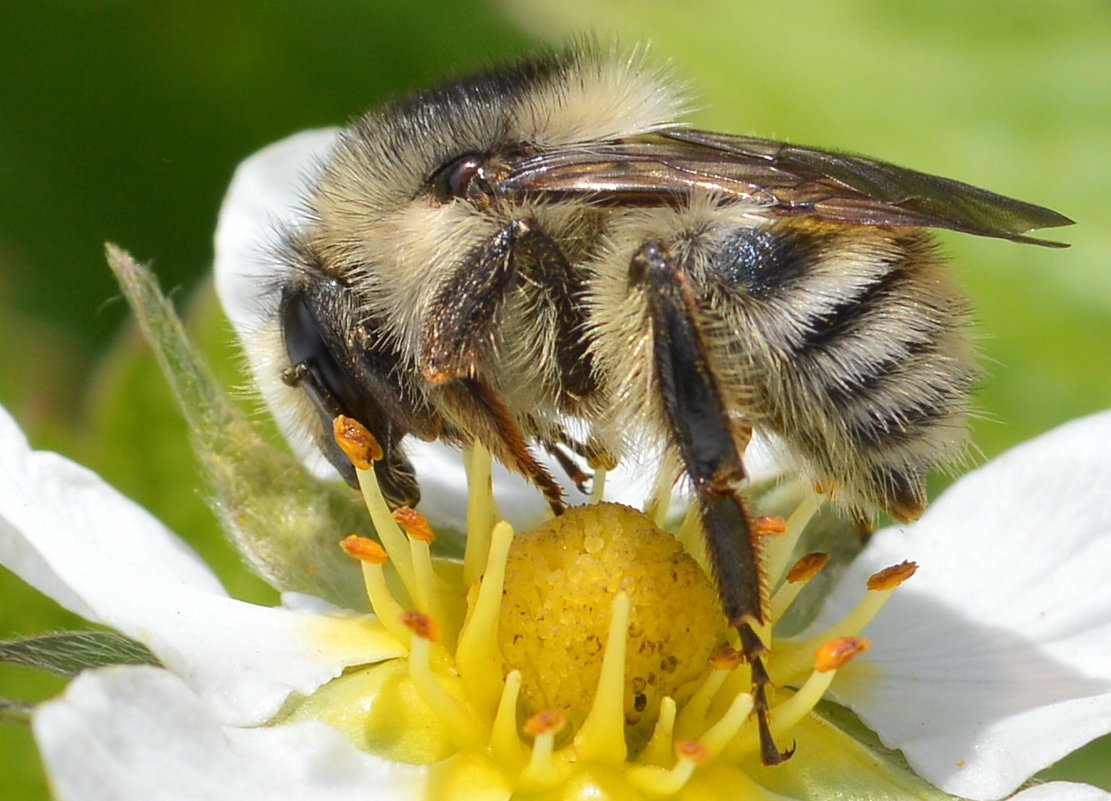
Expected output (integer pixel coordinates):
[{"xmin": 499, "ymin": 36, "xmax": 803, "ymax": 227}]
[
  {"xmin": 498, "ymin": 502, "xmax": 728, "ymax": 751},
  {"xmin": 281, "ymin": 417, "xmax": 916, "ymax": 799}
]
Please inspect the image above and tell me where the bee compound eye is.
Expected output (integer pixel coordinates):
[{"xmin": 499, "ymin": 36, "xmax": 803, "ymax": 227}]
[
  {"xmin": 431, "ymin": 152, "xmax": 487, "ymax": 201},
  {"xmin": 280, "ymin": 286, "xmax": 358, "ymax": 420}
]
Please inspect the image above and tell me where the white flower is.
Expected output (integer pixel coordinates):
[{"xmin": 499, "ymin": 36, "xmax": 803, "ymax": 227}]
[
  {"xmin": 0, "ymin": 404, "xmax": 424, "ymax": 799},
  {"xmin": 4, "ymin": 400, "xmax": 1111, "ymax": 799},
  {"xmin": 812, "ymin": 410, "xmax": 1111, "ymax": 800},
  {"xmin": 4, "ymin": 128, "xmax": 1109, "ymax": 800}
]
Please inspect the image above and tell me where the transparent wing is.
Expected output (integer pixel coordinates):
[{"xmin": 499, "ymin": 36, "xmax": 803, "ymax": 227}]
[{"xmin": 495, "ymin": 128, "xmax": 1073, "ymax": 247}]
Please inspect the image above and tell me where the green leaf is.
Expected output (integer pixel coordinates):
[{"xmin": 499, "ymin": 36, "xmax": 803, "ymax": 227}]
[
  {"xmin": 0, "ymin": 631, "xmax": 158, "ymax": 677},
  {"xmin": 104, "ymin": 245, "xmax": 371, "ymax": 610}
]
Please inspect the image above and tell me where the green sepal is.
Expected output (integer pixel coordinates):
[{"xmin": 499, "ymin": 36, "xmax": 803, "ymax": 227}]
[
  {"xmin": 104, "ymin": 245, "xmax": 370, "ymax": 610},
  {"xmin": 0, "ymin": 699, "xmax": 34, "ymax": 726},
  {"xmin": 0, "ymin": 630, "xmax": 158, "ymax": 677},
  {"xmin": 745, "ymin": 699, "xmax": 965, "ymax": 801}
]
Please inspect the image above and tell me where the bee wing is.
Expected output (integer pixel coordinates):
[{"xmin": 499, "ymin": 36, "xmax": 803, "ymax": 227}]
[{"xmin": 496, "ymin": 129, "xmax": 1073, "ymax": 247}]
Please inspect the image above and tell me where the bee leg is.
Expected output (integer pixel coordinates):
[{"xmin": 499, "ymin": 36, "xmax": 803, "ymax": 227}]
[
  {"xmin": 540, "ymin": 439, "xmax": 591, "ymax": 494},
  {"xmin": 631, "ymin": 240, "xmax": 794, "ymax": 766},
  {"xmin": 444, "ymin": 377, "xmax": 566, "ymax": 513},
  {"xmin": 541, "ymin": 425, "xmax": 624, "ymax": 494},
  {"xmin": 420, "ymin": 218, "xmax": 583, "ymax": 513},
  {"xmin": 553, "ymin": 427, "xmax": 618, "ymax": 471}
]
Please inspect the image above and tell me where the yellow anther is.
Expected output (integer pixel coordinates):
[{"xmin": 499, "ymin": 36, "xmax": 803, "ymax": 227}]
[
  {"xmin": 521, "ymin": 709, "xmax": 570, "ymax": 791},
  {"xmin": 399, "ymin": 609, "xmax": 440, "ymax": 642},
  {"xmin": 675, "ymin": 739, "xmax": 710, "ymax": 764},
  {"xmin": 524, "ymin": 709, "xmax": 567, "ymax": 738},
  {"xmin": 752, "ymin": 516, "xmax": 787, "ymax": 537},
  {"xmin": 710, "ymin": 647, "xmax": 744, "ymax": 671},
  {"xmin": 332, "ymin": 415, "xmax": 381, "ymax": 469},
  {"xmin": 339, "ymin": 534, "xmax": 388, "ymax": 564},
  {"xmin": 787, "ymin": 552, "xmax": 830, "ymax": 583},
  {"xmin": 867, "ymin": 560, "xmax": 918, "ymax": 591},
  {"xmin": 814, "ymin": 636, "xmax": 870, "ymax": 672},
  {"xmin": 392, "ymin": 506, "xmax": 436, "ymax": 543}
]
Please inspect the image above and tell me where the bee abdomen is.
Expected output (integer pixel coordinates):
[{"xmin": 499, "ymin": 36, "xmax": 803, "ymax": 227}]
[{"xmin": 733, "ymin": 223, "xmax": 979, "ymax": 519}]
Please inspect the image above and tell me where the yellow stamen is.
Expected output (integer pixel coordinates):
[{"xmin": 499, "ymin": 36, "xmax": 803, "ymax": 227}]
[
  {"xmin": 773, "ymin": 561, "xmax": 911, "ymax": 684},
  {"xmin": 729, "ymin": 636, "xmax": 870, "ymax": 761},
  {"xmin": 589, "ymin": 467, "xmax": 607, "ymax": 504},
  {"xmin": 765, "ymin": 492, "xmax": 822, "ymax": 589},
  {"xmin": 302, "ymin": 446, "xmax": 917, "ymax": 800},
  {"xmin": 455, "ymin": 521, "xmax": 515, "ymax": 717},
  {"xmin": 351, "ymin": 466, "xmax": 416, "ymax": 600},
  {"xmin": 699, "ymin": 691, "xmax": 754, "ymax": 757},
  {"xmin": 676, "ymin": 649, "xmax": 739, "ymax": 738},
  {"xmin": 525, "ymin": 709, "xmax": 565, "ymax": 755},
  {"xmin": 463, "ymin": 443, "xmax": 497, "ymax": 586},
  {"xmin": 520, "ymin": 709, "xmax": 571, "ymax": 791},
  {"xmin": 772, "ymin": 637, "xmax": 870, "ymax": 735},
  {"xmin": 333, "ymin": 417, "xmax": 415, "ymax": 593},
  {"xmin": 629, "ymin": 740, "xmax": 706, "ymax": 796},
  {"xmin": 637, "ymin": 695, "xmax": 677, "ymax": 766},
  {"xmin": 747, "ymin": 573, "xmax": 887, "ymax": 685},
  {"xmin": 339, "ymin": 536, "xmax": 410, "ymax": 645},
  {"xmin": 573, "ymin": 592, "xmax": 630, "ymax": 763},
  {"xmin": 407, "ymin": 528, "xmax": 449, "ymax": 636},
  {"xmin": 400, "ymin": 611, "xmax": 482, "ymax": 751},
  {"xmin": 770, "ymin": 552, "xmax": 830, "ymax": 621}
]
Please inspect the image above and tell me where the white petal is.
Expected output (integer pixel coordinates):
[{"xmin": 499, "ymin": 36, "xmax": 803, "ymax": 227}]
[
  {"xmin": 214, "ymin": 128, "xmax": 339, "ymax": 341},
  {"xmin": 0, "ymin": 404, "xmax": 401, "ymax": 725},
  {"xmin": 34, "ymin": 666, "xmax": 426, "ymax": 801},
  {"xmin": 214, "ymin": 127, "xmax": 344, "ymax": 482},
  {"xmin": 0, "ymin": 404, "xmax": 225, "ymax": 612},
  {"xmin": 809, "ymin": 411, "xmax": 1111, "ymax": 800},
  {"xmin": 1008, "ymin": 783, "xmax": 1111, "ymax": 801}
]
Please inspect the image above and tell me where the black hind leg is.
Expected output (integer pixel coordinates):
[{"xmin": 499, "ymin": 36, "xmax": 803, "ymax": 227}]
[{"xmin": 631, "ymin": 239, "xmax": 793, "ymax": 766}]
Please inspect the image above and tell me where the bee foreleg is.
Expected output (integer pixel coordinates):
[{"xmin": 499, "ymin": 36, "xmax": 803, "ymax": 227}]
[
  {"xmin": 632, "ymin": 239, "xmax": 793, "ymax": 765},
  {"xmin": 421, "ymin": 221, "xmax": 522, "ymax": 384},
  {"xmin": 440, "ymin": 376, "xmax": 565, "ymax": 514},
  {"xmin": 419, "ymin": 218, "xmax": 585, "ymax": 512}
]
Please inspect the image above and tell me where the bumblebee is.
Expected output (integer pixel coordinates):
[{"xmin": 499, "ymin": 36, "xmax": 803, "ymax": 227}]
[{"xmin": 263, "ymin": 44, "xmax": 1071, "ymax": 762}]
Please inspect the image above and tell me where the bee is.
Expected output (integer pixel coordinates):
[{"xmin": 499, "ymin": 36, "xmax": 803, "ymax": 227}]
[{"xmin": 264, "ymin": 43, "xmax": 1071, "ymax": 763}]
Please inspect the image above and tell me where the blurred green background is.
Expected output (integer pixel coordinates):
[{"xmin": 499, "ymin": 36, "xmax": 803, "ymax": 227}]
[{"xmin": 1, "ymin": 1, "xmax": 1108, "ymax": 798}]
